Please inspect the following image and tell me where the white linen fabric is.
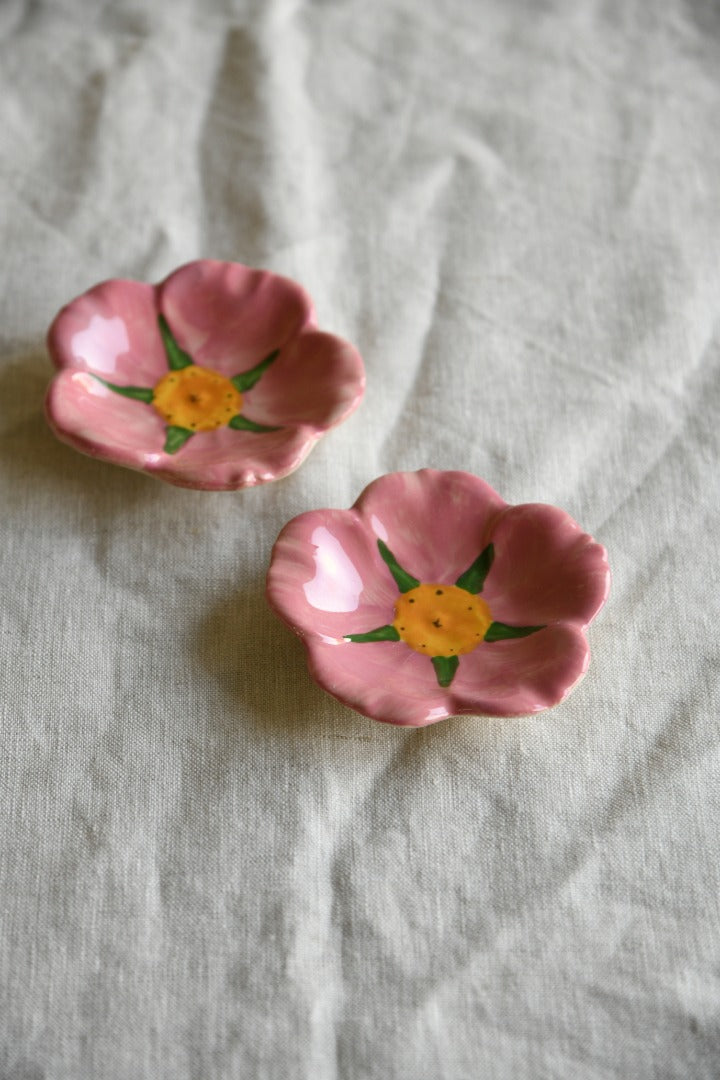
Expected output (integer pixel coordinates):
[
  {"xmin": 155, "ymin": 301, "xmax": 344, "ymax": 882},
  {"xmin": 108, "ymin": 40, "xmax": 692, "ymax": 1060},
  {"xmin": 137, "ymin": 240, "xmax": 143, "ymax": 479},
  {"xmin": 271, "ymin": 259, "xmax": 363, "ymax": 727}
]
[{"xmin": 1, "ymin": 0, "xmax": 719, "ymax": 1076}]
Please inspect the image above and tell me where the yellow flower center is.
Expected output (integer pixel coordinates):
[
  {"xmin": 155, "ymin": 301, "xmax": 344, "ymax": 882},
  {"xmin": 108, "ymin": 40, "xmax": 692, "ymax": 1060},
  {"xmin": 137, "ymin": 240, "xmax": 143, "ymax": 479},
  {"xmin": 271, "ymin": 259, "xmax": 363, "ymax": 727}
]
[
  {"xmin": 152, "ymin": 365, "xmax": 242, "ymax": 431},
  {"xmin": 393, "ymin": 584, "xmax": 492, "ymax": 657}
]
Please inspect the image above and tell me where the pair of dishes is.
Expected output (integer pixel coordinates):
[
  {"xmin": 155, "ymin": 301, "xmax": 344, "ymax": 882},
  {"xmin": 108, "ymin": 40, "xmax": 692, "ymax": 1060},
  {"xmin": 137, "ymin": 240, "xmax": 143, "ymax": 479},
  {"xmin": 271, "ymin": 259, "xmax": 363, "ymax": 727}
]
[{"xmin": 46, "ymin": 260, "xmax": 610, "ymax": 727}]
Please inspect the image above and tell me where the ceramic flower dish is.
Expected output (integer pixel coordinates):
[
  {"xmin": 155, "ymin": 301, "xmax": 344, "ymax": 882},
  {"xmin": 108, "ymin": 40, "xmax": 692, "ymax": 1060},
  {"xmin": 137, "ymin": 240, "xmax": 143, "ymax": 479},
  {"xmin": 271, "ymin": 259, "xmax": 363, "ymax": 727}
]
[
  {"xmin": 46, "ymin": 260, "xmax": 365, "ymax": 490},
  {"xmin": 267, "ymin": 470, "xmax": 611, "ymax": 727}
]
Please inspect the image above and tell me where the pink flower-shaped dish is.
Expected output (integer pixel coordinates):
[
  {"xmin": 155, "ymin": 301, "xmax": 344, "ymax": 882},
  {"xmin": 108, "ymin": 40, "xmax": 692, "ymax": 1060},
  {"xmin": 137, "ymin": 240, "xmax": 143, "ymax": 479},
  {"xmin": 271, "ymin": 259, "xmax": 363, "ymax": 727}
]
[
  {"xmin": 267, "ymin": 470, "xmax": 611, "ymax": 726},
  {"xmin": 45, "ymin": 260, "xmax": 365, "ymax": 489}
]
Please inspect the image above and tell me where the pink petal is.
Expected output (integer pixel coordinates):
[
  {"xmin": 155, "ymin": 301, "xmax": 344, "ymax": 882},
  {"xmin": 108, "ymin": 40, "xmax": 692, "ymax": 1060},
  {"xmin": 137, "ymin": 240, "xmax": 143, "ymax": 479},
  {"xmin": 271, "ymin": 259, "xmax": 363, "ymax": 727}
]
[
  {"xmin": 47, "ymin": 279, "xmax": 167, "ymax": 387},
  {"xmin": 306, "ymin": 639, "xmax": 455, "ymax": 727},
  {"xmin": 354, "ymin": 470, "xmax": 508, "ymax": 583},
  {"xmin": 46, "ymin": 369, "xmax": 166, "ymax": 467},
  {"xmin": 267, "ymin": 508, "xmax": 400, "ymax": 640},
  {"xmin": 448, "ymin": 624, "xmax": 590, "ymax": 718},
  {"xmin": 243, "ymin": 330, "xmax": 365, "ymax": 429},
  {"xmin": 146, "ymin": 424, "xmax": 318, "ymax": 490},
  {"xmin": 158, "ymin": 260, "xmax": 314, "ymax": 376},
  {"xmin": 482, "ymin": 503, "xmax": 611, "ymax": 628}
]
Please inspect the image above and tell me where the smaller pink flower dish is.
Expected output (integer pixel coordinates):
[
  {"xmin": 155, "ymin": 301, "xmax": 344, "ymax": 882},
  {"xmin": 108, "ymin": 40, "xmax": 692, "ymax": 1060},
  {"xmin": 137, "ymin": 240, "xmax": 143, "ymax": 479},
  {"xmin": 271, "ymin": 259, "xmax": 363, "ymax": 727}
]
[
  {"xmin": 267, "ymin": 470, "xmax": 611, "ymax": 726},
  {"xmin": 45, "ymin": 260, "xmax": 365, "ymax": 489}
]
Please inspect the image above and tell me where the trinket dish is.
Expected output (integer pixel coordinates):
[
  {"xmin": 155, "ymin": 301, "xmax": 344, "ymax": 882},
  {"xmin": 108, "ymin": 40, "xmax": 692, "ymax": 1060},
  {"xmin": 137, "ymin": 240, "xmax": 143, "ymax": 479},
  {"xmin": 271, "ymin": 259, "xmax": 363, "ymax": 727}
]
[
  {"xmin": 267, "ymin": 470, "xmax": 610, "ymax": 726},
  {"xmin": 45, "ymin": 260, "xmax": 365, "ymax": 489}
]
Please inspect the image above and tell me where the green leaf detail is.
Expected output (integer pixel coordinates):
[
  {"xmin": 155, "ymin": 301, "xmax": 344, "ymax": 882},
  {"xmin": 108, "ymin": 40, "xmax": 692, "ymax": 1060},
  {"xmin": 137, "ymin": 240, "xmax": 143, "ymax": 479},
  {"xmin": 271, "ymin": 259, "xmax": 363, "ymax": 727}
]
[
  {"xmin": 231, "ymin": 349, "xmax": 281, "ymax": 392},
  {"xmin": 377, "ymin": 540, "xmax": 420, "ymax": 593},
  {"xmin": 158, "ymin": 314, "xmax": 194, "ymax": 371},
  {"xmin": 455, "ymin": 543, "xmax": 495, "ymax": 594},
  {"xmin": 228, "ymin": 414, "xmax": 281, "ymax": 433},
  {"xmin": 432, "ymin": 655, "xmax": 460, "ymax": 688},
  {"xmin": 484, "ymin": 622, "xmax": 546, "ymax": 642},
  {"xmin": 163, "ymin": 426, "xmax": 194, "ymax": 454},
  {"xmin": 345, "ymin": 625, "xmax": 400, "ymax": 644},
  {"xmin": 92, "ymin": 376, "xmax": 154, "ymax": 403}
]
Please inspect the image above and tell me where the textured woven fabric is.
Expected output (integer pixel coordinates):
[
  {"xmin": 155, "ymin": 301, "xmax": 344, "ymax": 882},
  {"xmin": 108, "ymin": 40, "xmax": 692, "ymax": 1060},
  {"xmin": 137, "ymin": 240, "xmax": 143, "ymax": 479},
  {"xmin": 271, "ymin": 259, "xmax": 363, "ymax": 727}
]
[{"xmin": 1, "ymin": 1, "xmax": 719, "ymax": 1076}]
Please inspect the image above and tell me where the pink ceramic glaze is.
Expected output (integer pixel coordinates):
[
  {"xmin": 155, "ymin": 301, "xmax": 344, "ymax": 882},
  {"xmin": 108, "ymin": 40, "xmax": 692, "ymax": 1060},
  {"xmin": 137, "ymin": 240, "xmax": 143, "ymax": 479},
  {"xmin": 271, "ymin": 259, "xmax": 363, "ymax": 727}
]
[
  {"xmin": 45, "ymin": 260, "xmax": 365, "ymax": 489},
  {"xmin": 266, "ymin": 470, "xmax": 611, "ymax": 726}
]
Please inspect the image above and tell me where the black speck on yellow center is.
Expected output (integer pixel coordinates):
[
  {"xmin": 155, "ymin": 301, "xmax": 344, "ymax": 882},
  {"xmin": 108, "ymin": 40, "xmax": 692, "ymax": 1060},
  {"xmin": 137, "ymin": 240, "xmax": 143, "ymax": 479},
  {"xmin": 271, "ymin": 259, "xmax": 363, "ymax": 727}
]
[
  {"xmin": 152, "ymin": 365, "xmax": 242, "ymax": 431},
  {"xmin": 393, "ymin": 584, "xmax": 492, "ymax": 657}
]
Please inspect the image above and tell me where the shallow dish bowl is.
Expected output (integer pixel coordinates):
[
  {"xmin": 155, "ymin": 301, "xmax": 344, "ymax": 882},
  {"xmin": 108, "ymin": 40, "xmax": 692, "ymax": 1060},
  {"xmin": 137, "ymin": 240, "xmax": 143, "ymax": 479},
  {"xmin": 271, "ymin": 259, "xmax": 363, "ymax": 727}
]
[
  {"xmin": 46, "ymin": 259, "xmax": 365, "ymax": 490},
  {"xmin": 267, "ymin": 469, "xmax": 611, "ymax": 727}
]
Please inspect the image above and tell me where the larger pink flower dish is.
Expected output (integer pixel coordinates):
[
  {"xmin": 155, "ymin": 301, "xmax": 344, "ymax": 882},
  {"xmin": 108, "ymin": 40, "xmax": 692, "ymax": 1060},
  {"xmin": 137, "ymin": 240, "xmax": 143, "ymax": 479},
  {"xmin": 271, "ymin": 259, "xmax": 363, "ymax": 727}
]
[
  {"xmin": 267, "ymin": 470, "xmax": 610, "ymax": 726},
  {"xmin": 46, "ymin": 260, "xmax": 365, "ymax": 489}
]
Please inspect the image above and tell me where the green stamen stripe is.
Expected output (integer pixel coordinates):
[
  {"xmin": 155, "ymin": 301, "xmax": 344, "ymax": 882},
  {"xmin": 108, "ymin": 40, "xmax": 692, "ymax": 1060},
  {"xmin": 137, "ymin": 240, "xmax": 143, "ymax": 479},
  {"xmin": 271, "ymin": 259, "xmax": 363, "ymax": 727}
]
[
  {"xmin": 92, "ymin": 376, "xmax": 154, "ymax": 403},
  {"xmin": 158, "ymin": 314, "xmax": 194, "ymax": 370},
  {"xmin": 164, "ymin": 426, "xmax": 194, "ymax": 454},
  {"xmin": 484, "ymin": 622, "xmax": 545, "ymax": 642},
  {"xmin": 377, "ymin": 540, "xmax": 420, "ymax": 593},
  {"xmin": 432, "ymin": 655, "xmax": 460, "ymax": 688},
  {"xmin": 231, "ymin": 349, "xmax": 281, "ymax": 393},
  {"xmin": 228, "ymin": 414, "xmax": 281, "ymax": 433},
  {"xmin": 455, "ymin": 543, "xmax": 495, "ymax": 594},
  {"xmin": 344, "ymin": 625, "xmax": 400, "ymax": 644}
]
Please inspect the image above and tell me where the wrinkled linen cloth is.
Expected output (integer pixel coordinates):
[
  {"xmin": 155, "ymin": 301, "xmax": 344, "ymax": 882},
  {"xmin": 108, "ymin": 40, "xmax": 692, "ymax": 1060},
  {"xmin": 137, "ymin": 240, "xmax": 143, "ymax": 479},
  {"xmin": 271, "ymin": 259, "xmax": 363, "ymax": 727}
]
[{"xmin": 1, "ymin": 1, "xmax": 719, "ymax": 1077}]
